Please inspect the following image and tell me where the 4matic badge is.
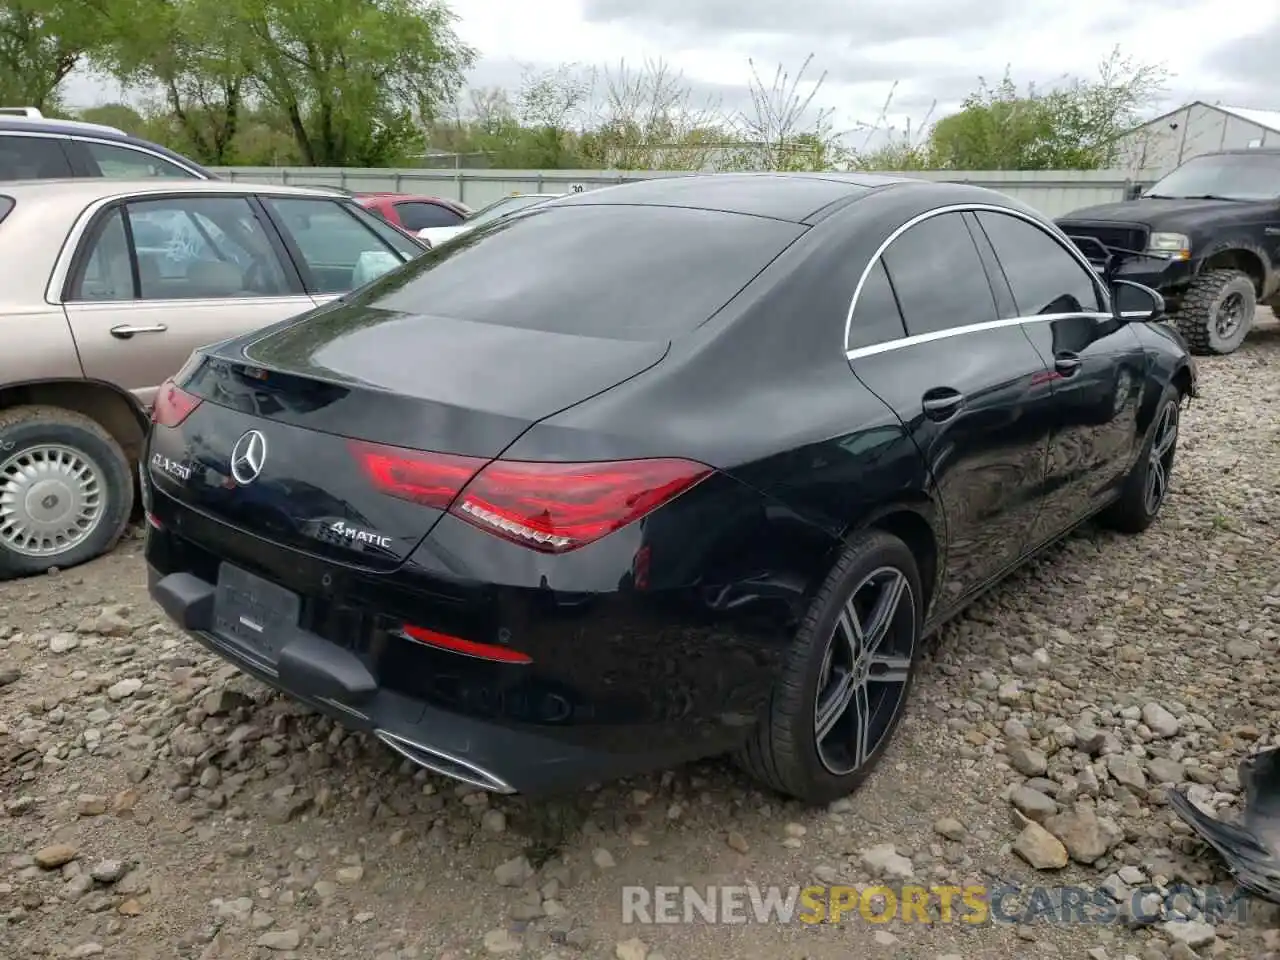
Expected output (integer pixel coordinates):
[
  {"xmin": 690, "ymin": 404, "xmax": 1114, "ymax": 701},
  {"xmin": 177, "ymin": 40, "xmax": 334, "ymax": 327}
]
[{"xmin": 324, "ymin": 519, "xmax": 393, "ymax": 550}]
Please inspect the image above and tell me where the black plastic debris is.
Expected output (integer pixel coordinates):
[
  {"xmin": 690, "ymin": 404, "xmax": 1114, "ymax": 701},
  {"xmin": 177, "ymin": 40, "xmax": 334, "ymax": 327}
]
[{"xmin": 1167, "ymin": 746, "xmax": 1280, "ymax": 904}]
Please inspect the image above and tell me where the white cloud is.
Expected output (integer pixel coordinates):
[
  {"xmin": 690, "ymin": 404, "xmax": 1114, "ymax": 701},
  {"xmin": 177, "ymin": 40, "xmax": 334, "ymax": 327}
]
[{"xmin": 60, "ymin": 0, "xmax": 1280, "ymax": 149}]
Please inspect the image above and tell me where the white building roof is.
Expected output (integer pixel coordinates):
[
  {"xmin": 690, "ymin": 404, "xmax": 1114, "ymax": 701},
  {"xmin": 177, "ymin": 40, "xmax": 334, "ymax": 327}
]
[{"xmin": 1216, "ymin": 104, "xmax": 1280, "ymax": 134}]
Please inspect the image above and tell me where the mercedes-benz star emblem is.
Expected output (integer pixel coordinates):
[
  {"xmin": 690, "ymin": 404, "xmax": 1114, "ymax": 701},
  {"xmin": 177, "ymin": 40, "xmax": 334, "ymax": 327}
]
[{"xmin": 230, "ymin": 430, "xmax": 268, "ymax": 485}]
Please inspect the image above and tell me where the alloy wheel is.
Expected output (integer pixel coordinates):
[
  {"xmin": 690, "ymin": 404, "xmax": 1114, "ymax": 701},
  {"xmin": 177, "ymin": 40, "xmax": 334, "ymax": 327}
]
[
  {"xmin": 813, "ymin": 565, "xmax": 916, "ymax": 776},
  {"xmin": 0, "ymin": 444, "xmax": 106, "ymax": 558},
  {"xmin": 1216, "ymin": 292, "xmax": 1246, "ymax": 339},
  {"xmin": 1143, "ymin": 401, "xmax": 1179, "ymax": 516}
]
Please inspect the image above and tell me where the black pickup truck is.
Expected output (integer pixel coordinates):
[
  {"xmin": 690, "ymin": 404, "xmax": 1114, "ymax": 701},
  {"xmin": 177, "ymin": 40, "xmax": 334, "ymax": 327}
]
[{"xmin": 1057, "ymin": 148, "xmax": 1280, "ymax": 355}]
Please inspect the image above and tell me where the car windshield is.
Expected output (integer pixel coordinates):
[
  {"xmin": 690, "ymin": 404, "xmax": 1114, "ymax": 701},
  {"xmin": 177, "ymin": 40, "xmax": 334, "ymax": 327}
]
[
  {"xmin": 465, "ymin": 194, "xmax": 557, "ymax": 229},
  {"xmin": 1144, "ymin": 152, "xmax": 1280, "ymax": 201}
]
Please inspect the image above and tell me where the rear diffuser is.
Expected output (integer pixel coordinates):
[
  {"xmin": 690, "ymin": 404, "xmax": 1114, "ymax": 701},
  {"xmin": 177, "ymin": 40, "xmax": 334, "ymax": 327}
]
[{"xmin": 1167, "ymin": 746, "xmax": 1280, "ymax": 905}]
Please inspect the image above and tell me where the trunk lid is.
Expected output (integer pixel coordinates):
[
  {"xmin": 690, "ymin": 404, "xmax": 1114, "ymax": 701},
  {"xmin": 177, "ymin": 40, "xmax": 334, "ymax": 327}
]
[{"xmin": 149, "ymin": 301, "xmax": 669, "ymax": 569}]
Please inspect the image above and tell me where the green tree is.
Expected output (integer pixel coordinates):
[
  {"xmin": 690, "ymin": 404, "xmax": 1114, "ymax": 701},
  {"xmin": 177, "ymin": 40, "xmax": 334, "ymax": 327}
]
[
  {"xmin": 928, "ymin": 48, "xmax": 1167, "ymax": 170},
  {"xmin": 241, "ymin": 0, "xmax": 474, "ymax": 166},
  {"xmin": 94, "ymin": 0, "xmax": 250, "ymax": 163},
  {"xmin": 0, "ymin": 0, "xmax": 104, "ymax": 110}
]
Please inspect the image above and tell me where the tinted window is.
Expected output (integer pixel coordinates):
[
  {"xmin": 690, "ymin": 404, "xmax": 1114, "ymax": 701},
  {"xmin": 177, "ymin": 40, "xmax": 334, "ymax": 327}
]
[
  {"xmin": 0, "ymin": 195, "xmax": 12, "ymax": 223},
  {"xmin": 364, "ymin": 204, "xmax": 805, "ymax": 341},
  {"xmin": 976, "ymin": 211, "xmax": 1101, "ymax": 315},
  {"xmin": 847, "ymin": 259, "xmax": 907, "ymax": 351},
  {"xmin": 0, "ymin": 135, "xmax": 73, "ymax": 179},
  {"xmin": 267, "ymin": 197, "xmax": 410, "ymax": 294},
  {"xmin": 69, "ymin": 208, "xmax": 134, "ymax": 301},
  {"xmin": 396, "ymin": 201, "xmax": 463, "ymax": 230},
  {"xmin": 1145, "ymin": 152, "xmax": 1280, "ymax": 202},
  {"xmin": 466, "ymin": 195, "xmax": 552, "ymax": 229},
  {"xmin": 881, "ymin": 213, "xmax": 997, "ymax": 336},
  {"xmin": 83, "ymin": 141, "xmax": 194, "ymax": 178},
  {"xmin": 345, "ymin": 202, "xmax": 423, "ymax": 258},
  {"xmin": 126, "ymin": 196, "xmax": 291, "ymax": 299}
]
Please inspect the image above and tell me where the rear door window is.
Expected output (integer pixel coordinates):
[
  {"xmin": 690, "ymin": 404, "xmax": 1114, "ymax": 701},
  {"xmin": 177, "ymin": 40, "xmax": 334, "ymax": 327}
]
[
  {"xmin": 125, "ymin": 195, "xmax": 292, "ymax": 299},
  {"xmin": 395, "ymin": 201, "xmax": 464, "ymax": 230},
  {"xmin": 847, "ymin": 260, "xmax": 907, "ymax": 352},
  {"xmin": 880, "ymin": 212, "xmax": 998, "ymax": 336},
  {"xmin": 364, "ymin": 204, "xmax": 806, "ymax": 341},
  {"xmin": 0, "ymin": 135, "xmax": 74, "ymax": 179},
  {"xmin": 68, "ymin": 208, "xmax": 135, "ymax": 301}
]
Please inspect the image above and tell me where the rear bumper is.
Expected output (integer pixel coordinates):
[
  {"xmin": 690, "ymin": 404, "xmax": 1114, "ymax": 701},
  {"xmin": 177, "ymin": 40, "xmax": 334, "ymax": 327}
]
[{"xmin": 149, "ymin": 564, "xmax": 674, "ymax": 794}]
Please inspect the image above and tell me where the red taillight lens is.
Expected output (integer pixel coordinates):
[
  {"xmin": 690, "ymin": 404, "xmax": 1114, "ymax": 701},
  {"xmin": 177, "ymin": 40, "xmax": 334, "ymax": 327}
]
[
  {"xmin": 453, "ymin": 458, "xmax": 712, "ymax": 552},
  {"xmin": 349, "ymin": 440, "xmax": 712, "ymax": 553},
  {"xmin": 348, "ymin": 440, "xmax": 486, "ymax": 509},
  {"xmin": 152, "ymin": 378, "xmax": 202, "ymax": 428}
]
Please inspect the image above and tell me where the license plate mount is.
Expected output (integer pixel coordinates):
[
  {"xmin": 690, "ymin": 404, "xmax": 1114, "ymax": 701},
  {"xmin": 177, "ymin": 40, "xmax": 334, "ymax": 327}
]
[{"xmin": 211, "ymin": 562, "xmax": 300, "ymax": 661}]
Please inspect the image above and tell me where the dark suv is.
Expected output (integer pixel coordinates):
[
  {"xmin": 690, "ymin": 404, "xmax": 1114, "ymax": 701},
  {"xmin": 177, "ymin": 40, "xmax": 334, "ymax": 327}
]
[
  {"xmin": 0, "ymin": 108, "xmax": 212, "ymax": 181},
  {"xmin": 1057, "ymin": 148, "xmax": 1280, "ymax": 356}
]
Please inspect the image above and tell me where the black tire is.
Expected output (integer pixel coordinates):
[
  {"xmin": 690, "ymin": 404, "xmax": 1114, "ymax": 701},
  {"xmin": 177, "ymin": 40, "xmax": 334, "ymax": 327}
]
[
  {"xmin": 0, "ymin": 405, "xmax": 133, "ymax": 580},
  {"xmin": 1173, "ymin": 269, "xmax": 1256, "ymax": 356},
  {"xmin": 1098, "ymin": 383, "xmax": 1181, "ymax": 535},
  {"xmin": 735, "ymin": 528, "xmax": 924, "ymax": 805}
]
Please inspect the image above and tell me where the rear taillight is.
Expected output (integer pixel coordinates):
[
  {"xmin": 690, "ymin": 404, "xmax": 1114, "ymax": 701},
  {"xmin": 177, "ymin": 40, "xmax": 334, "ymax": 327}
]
[
  {"xmin": 151, "ymin": 378, "xmax": 202, "ymax": 427},
  {"xmin": 349, "ymin": 440, "xmax": 711, "ymax": 553},
  {"xmin": 348, "ymin": 440, "xmax": 485, "ymax": 509}
]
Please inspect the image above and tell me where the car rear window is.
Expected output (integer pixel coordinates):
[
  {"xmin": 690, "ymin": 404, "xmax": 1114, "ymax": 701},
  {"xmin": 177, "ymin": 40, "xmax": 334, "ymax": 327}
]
[
  {"xmin": 358, "ymin": 204, "xmax": 806, "ymax": 341},
  {"xmin": 0, "ymin": 196, "xmax": 12, "ymax": 223}
]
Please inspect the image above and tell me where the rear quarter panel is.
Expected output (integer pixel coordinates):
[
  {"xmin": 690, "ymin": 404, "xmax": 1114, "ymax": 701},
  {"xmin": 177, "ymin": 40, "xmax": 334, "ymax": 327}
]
[
  {"xmin": 502, "ymin": 203, "xmax": 946, "ymax": 619},
  {"xmin": 0, "ymin": 194, "xmax": 85, "ymax": 385},
  {"xmin": 0, "ymin": 306, "xmax": 84, "ymax": 384}
]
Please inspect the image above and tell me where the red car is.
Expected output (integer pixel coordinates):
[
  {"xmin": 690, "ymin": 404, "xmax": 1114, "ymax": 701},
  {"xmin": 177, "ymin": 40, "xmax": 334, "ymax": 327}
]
[{"xmin": 353, "ymin": 192, "xmax": 471, "ymax": 233}]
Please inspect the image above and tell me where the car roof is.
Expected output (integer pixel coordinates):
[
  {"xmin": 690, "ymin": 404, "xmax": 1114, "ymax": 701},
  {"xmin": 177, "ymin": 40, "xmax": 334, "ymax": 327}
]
[
  {"xmin": 0, "ymin": 117, "xmax": 213, "ymax": 171},
  {"xmin": 551, "ymin": 172, "xmax": 917, "ymax": 223},
  {"xmin": 0, "ymin": 178, "xmax": 356, "ymax": 205}
]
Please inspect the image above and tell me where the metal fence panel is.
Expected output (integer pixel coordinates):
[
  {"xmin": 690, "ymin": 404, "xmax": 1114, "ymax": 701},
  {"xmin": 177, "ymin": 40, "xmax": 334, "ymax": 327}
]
[{"xmin": 208, "ymin": 166, "xmax": 1163, "ymax": 218}]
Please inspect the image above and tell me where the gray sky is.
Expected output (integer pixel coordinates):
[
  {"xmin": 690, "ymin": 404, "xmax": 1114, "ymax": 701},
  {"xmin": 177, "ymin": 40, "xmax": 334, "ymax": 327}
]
[{"xmin": 64, "ymin": 0, "xmax": 1280, "ymax": 148}]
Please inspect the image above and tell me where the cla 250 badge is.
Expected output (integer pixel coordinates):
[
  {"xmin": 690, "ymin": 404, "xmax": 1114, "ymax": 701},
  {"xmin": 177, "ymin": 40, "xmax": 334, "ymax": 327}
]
[
  {"xmin": 326, "ymin": 520, "xmax": 392, "ymax": 550},
  {"xmin": 150, "ymin": 452, "xmax": 192, "ymax": 481}
]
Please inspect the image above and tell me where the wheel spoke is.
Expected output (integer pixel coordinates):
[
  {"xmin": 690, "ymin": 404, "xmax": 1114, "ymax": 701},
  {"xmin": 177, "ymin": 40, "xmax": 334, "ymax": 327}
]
[
  {"xmin": 1145, "ymin": 458, "xmax": 1166, "ymax": 513},
  {"xmin": 862, "ymin": 571, "xmax": 907, "ymax": 655},
  {"xmin": 1153, "ymin": 408, "xmax": 1178, "ymax": 458},
  {"xmin": 851, "ymin": 684, "xmax": 872, "ymax": 768},
  {"xmin": 868, "ymin": 654, "xmax": 912, "ymax": 684},
  {"xmin": 815, "ymin": 669, "xmax": 855, "ymax": 741},
  {"xmin": 834, "ymin": 597, "xmax": 863, "ymax": 659}
]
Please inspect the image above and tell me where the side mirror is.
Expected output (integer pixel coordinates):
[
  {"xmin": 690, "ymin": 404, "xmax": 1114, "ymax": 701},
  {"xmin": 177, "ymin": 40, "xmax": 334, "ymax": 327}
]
[
  {"xmin": 1125, "ymin": 183, "xmax": 1144, "ymax": 201},
  {"xmin": 1111, "ymin": 279, "xmax": 1165, "ymax": 323}
]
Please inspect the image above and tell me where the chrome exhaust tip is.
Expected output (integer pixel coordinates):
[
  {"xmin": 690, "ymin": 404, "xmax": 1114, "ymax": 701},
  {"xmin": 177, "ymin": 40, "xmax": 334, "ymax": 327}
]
[{"xmin": 374, "ymin": 729, "xmax": 516, "ymax": 794}]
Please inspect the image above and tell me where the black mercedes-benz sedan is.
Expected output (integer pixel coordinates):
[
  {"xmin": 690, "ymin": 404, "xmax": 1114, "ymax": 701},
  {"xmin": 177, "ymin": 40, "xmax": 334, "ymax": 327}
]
[{"xmin": 143, "ymin": 172, "xmax": 1197, "ymax": 804}]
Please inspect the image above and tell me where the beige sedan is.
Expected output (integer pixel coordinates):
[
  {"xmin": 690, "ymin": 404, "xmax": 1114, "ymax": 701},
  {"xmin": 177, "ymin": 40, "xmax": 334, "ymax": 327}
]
[{"xmin": 0, "ymin": 178, "xmax": 428, "ymax": 578}]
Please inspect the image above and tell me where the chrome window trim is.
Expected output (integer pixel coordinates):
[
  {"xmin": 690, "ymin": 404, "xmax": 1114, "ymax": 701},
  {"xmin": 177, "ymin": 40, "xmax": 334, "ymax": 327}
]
[
  {"xmin": 842, "ymin": 201, "xmax": 1111, "ymax": 353},
  {"xmin": 0, "ymin": 129, "xmax": 206, "ymax": 178},
  {"xmin": 845, "ymin": 310, "xmax": 1114, "ymax": 361}
]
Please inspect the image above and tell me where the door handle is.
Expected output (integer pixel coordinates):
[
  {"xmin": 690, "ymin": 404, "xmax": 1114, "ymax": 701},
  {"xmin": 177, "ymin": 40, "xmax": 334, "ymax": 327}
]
[
  {"xmin": 109, "ymin": 323, "xmax": 168, "ymax": 339},
  {"xmin": 1054, "ymin": 353, "xmax": 1083, "ymax": 375},
  {"xmin": 921, "ymin": 388, "xmax": 965, "ymax": 421}
]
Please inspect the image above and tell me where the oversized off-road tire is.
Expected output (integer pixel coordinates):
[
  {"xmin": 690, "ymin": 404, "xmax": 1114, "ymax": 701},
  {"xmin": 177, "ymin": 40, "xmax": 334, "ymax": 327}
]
[
  {"xmin": 1173, "ymin": 269, "xmax": 1256, "ymax": 356},
  {"xmin": 735, "ymin": 529, "xmax": 924, "ymax": 805},
  {"xmin": 1098, "ymin": 383, "xmax": 1181, "ymax": 535},
  {"xmin": 0, "ymin": 405, "xmax": 133, "ymax": 580}
]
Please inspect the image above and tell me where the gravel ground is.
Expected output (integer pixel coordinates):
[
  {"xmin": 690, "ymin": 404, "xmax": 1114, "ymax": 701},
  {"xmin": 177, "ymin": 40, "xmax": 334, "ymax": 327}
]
[{"xmin": 2, "ymin": 315, "xmax": 1279, "ymax": 960}]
